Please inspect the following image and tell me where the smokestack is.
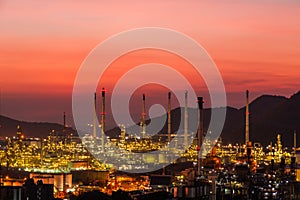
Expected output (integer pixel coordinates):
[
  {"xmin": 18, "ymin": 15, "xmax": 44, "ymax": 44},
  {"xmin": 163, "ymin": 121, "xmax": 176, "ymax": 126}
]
[
  {"xmin": 294, "ymin": 130, "xmax": 297, "ymax": 155},
  {"xmin": 101, "ymin": 89, "xmax": 106, "ymax": 133},
  {"xmin": 101, "ymin": 88, "xmax": 106, "ymax": 151},
  {"xmin": 141, "ymin": 94, "xmax": 146, "ymax": 137},
  {"xmin": 184, "ymin": 91, "xmax": 188, "ymax": 149},
  {"xmin": 245, "ymin": 90, "xmax": 250, "ymax": 145},
  {"xmin": 63, "ymin": 112, "xmax": 66, "ymax": 128},
  {"xmin": 167, "ymin": 92, "xmax": 171, "ymax": 142},
  {"xmin": 93, "ymin": 92, "xmax": 97, "ymax": 137},
  {"xmin": 197, "ymin": 97, "xmax": 204, "ymax": 176}
]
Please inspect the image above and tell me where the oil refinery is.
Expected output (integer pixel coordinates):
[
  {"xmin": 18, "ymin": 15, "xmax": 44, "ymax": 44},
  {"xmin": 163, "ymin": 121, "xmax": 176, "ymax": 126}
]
[{"xmin": 0, "ymin": 90, "xmax": 300, "ymax": 200}]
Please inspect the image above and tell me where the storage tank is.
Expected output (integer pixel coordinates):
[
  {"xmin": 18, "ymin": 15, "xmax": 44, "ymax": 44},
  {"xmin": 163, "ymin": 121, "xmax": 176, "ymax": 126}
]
[
  {"xmin": 185, "ymin": 186, "xmax": 196, "ymax": 198},
  {"xmin": 142, "ymin": 154, "xmax": 156, "ymax": 163},
  {"xmin": 54, "ymin": 174, "xmax": 64, "ymax": 192},
  {"xmin": 158, "ymin": 153, "xmax": 166, "ymax": 163},
  {"xmin": 64, "ymin": 173, "xmax": 72, "ymax": 188}
]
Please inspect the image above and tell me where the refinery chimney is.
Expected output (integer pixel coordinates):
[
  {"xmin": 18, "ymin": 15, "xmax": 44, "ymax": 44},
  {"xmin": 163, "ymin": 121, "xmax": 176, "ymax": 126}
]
[
  {"xmin": 184, "ymin": 91, "xmax": 188, "ymax": 149},
  {"xmin": 245, "ymin": 90, "xmax": 250, "ymax": 145},
  {"xmin": 167, "ymin": 92, "xmax": 171, "ymax": 142},
  {"xmin": 141, "ymin": 94, "xmax": 146, "ymax": 138},
  {"xmin": 101, "ymin": 88, "xmax": 106, "ymax": 134},
  {"xmin": 101, "ymin": 88, "xmax": 106, "ymax": 151},
  {"xmin": 93, "ymin": 92, "xmax": 97, "ymax": 137},
  {"xmin": 63, "ymin": 112, "xmax": 66, "ymax": 128},
  {"xmin": 294, "ymin": 130, "xmax": 297, "ymax": 155},
  {"xmin": 197, "ymin": 97, "xmax": 204, "ymax": 176}
]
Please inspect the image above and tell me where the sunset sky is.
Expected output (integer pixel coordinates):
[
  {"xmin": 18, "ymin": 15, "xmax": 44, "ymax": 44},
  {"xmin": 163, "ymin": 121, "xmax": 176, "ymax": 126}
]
[{"xmin": 0, "ymin": 0, "xmax": 300, "ymax": 125}]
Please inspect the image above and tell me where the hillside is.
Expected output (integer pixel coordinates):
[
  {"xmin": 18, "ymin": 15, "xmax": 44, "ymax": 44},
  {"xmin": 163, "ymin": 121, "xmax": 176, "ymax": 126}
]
[{"xmin": 0, "ymin": 115, "xmax": 74, "ymax": 138}]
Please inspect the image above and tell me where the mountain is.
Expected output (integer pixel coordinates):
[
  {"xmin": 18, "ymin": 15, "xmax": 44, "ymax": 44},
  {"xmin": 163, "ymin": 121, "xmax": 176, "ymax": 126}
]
[
  {"xmin": 0, "ymin": 115, "xmax": 74, "ymax": 139},
  {"xmin": 0, "ymin": 91, "xmax": 300, "ymax": 146},
  {"xmin": 109, "ymin": 91, "xmax": 300, "ymax": 147},
  {"xmin": 221, "ymin": 92, "xmax": 299, "ymax": 146}
]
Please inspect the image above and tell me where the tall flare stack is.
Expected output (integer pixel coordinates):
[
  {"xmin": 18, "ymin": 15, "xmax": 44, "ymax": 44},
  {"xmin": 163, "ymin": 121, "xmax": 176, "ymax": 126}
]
[
  {"xmin": 197, "ymin": 97, "xmax": 204, "ymax": 176},
  {"xmin": 101, "ymin": 88, "xmax": 106, "ymax": 133},
  {"xmin": 93, "ymin": 92, "xmax": 97, "ymax": 137},
  {"xmin": 245, "ymin": 90, "xmax": 250, "ymax": 145},
  {"xmin": 167, "ymin": 92, "xmax": 171, "ymax": 142},
  {"xmin": 294, "ymin": 130, "xmax": 297, "ymax": 155},
  {"xmin": 141, "ymin": 94, "xmax": 146, "ymax": 138},
  {"xmin": 63, "ymin": 112, "xmax": 66, "ymax": 128},
  {"xmin": 184, "ymin": 91, "xmax": 188, "ymax": 149},
  {"xmin": 101, "ymin": 88, "xmax": 106, "ymax": 151}
]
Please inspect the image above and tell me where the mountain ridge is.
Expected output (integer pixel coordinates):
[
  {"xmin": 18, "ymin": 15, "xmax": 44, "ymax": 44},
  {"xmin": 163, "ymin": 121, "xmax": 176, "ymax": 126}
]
[{"xmin": 0, "ymin": 91, "xmax": 299, "ymax": 146}]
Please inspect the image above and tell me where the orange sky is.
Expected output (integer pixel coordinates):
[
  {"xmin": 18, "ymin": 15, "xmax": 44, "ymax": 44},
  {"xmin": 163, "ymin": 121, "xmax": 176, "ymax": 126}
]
[{"xmin": 0, "ymin": 0, "xmax": 300, "ymax": 124}]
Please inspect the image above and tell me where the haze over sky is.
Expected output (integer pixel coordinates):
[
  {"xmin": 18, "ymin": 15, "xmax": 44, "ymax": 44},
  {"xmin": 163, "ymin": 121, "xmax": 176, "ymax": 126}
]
[{"xmin": 1, "ymin": 0, "xmax": 300, "ymax": 125}]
